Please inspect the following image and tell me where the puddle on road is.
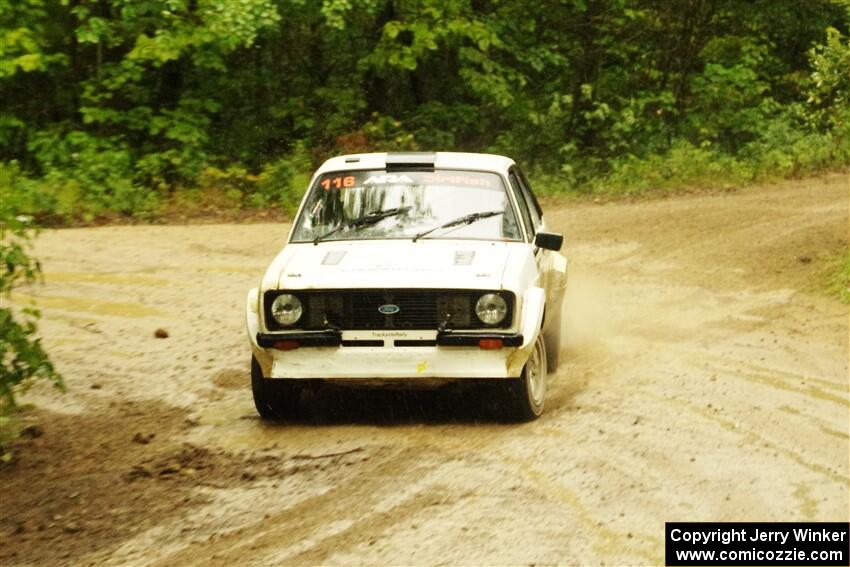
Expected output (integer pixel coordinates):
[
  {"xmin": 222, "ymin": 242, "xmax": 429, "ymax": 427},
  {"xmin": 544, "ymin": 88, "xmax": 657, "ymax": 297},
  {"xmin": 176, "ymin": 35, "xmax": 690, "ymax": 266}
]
[
  {"xmin": 10, "ymin": 292, "xmax": 165, "ymax": 317},
  {"xmin": 45, "ymin": 271, "xmax": 170, "ymax": 286},
  {"xmin": 51, "ymin": 312, "xmax": 102, "ymax": 326},
  {"xmin": 53, "ymin": 337, "xmax": 87, "ymax": 346},
  {"xmin": 198, "ymin": 265, "xmax": 260, "ymax": 275}
]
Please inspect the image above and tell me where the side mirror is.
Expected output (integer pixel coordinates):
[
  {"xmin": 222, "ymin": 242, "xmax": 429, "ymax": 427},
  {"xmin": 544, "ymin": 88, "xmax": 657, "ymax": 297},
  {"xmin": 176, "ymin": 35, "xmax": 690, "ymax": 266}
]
[{"xmin": 534, "ymin": 231, "xmax": 563, "ymax": 251}]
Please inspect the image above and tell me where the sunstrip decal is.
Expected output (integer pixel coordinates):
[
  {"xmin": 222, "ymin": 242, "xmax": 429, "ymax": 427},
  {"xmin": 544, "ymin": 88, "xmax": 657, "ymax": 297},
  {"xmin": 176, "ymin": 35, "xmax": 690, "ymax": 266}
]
[
  {"xmin": 318, "ymin": 171, "xmax": 497, "ymax": 189},
  {"xmin": 320, "ymin": 175, "xmax": 356, "ymax": 190},
  {"xmin": 363, "ymin": 174, "xmax": 415, "ymax": 185}
]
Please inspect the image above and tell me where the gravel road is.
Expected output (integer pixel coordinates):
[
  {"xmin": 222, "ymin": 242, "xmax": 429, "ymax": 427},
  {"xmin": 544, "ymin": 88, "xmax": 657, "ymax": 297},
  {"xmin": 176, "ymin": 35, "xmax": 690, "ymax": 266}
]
[{"xmin": 1, "ymin": 173, "xmax": 848, "ymax": 566}]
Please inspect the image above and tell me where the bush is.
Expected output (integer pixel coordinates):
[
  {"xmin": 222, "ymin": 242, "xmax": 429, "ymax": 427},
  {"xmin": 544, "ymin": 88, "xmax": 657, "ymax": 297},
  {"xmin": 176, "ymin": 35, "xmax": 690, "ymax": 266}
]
[
  {"xmin": 3, "ymin": 129, "xmax": 159, "ymax": 223},
  {"xmin": 808, "ymin": 27, "xmax": 850, "ymax": 132},
  {"xmin": 741, "ymin": 106, "xmax": 848, "ymax": 178},
  {"xmin": 196, "ymin": 165, "xmax": 260, "ymax": 209},
  {"xmin": 256, "ymin": 143, "xmax": 313, "ymax": 214},
  {"xmin": 588, "ymin": 141, "xmax": 752, "ymax": 194},
  {"xmin": 28, "ymin": 130, "xmax": 156, "ymax": 217},
  {"xmin": 0, "ymin": 207, "xmax": 62, "ymax": 459}
]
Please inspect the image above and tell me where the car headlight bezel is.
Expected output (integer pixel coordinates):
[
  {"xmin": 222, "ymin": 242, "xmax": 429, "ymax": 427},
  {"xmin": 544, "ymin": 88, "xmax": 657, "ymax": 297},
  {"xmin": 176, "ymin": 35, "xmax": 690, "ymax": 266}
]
[
  {"xmin": 269, "ymin": 293, "xmax": 303, "ymax": 327},
  {"xmin": 475, "ymin": 292, "xmax": 508, "ymax": 326}
]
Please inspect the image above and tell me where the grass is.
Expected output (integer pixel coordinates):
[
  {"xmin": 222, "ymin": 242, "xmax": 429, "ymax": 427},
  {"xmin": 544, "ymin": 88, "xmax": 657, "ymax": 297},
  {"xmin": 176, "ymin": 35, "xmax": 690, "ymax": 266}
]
[{"xmin": 823, "ymin": 251, "xmax": 850, "ymax": 304}]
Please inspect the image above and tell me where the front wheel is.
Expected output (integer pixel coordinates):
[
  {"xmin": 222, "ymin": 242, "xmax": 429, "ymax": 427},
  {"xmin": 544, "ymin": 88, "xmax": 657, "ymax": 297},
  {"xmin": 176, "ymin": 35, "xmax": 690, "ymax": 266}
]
[
  {"xmin": 543, "ymin": 308, "xmax": 562, "ymax": 372},
  {"xmin": 501, "ymin": 333, "xmax": 547, "ymax": 421},
  {"xmin": 251, "ymin": 356, "xmax": 305, "ymax": 420}
]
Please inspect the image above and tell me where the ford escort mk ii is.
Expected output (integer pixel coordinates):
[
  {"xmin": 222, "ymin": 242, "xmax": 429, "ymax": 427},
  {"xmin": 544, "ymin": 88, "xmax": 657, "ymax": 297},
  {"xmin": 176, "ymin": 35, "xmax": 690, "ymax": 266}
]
[{"xmin": 246, "ymin": 152, "xmax": 567, "ymax": 420}]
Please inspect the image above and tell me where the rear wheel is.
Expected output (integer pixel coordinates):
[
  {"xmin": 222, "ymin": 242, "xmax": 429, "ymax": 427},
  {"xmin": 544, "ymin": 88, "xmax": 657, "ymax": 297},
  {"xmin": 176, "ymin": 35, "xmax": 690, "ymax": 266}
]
[
  {"xmin": 501, "ymin": 333, "xmax": 547, "ymax": 421},
  {"xmin": 251, "ymin": 356, "xmax": 305, "ymax": 420}
]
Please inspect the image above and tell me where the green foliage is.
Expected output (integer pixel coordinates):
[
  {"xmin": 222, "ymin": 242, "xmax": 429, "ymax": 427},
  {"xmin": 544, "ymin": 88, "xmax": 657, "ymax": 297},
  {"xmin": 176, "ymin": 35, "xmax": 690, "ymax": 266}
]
[
  {"xmin": 591, "ymin": 141, "xmax": 749, "ymax": 194},
  {"xmin": 188, "ymin": 143, "xmax": 313, "ymax": 213},
  {"xmin": 0, "ymin": 0, "xmax": 848, "ymax": 216},
  {"xmin": 808, "ymin": 27, "xmax": 850, "ymax": 115},
  {"xmin": 807, "ymin": 25, "xmax": 850, "ymax": 159},
  {"xmin": 824, "ymin": 251, "xmax": 850, "ymax": 304},
  {"xmin": 0, "ymin": 0, "xmax": 67, "ymax": 79},
  {"xmin": 255, "ymin": 142, "xmax": 313, "ymax": 213},
  {"xmin": 741, "ymin": 106, "xmax": 846, "ymax": 177},
  {"xmin": 687, "ymin": 37, "xmax": 775, "ymax": 150},
  {"xmin": 0, "ymin": 202, "xmax": 63, "ymax": 457}
]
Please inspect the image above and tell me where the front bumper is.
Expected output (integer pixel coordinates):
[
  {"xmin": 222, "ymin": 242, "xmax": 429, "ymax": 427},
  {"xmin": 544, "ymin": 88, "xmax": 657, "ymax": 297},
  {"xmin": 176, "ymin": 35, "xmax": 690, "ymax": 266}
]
[
  {"xmin": 252, "ymin": 339, "xmax": 524, "ymax": 379},
  {"xmin": 255, "ymin": 330, "xmax": 524, "ymax": 348}
]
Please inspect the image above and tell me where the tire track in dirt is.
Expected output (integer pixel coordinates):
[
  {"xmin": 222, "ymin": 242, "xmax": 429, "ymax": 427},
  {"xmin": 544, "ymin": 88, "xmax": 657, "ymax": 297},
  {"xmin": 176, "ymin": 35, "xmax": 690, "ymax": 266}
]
[
  {"xmin": 644, "ymin": 390, "xmax": 847, "ymax": 485},
  {"xmin": 148, "ymin": 446, "xmax": 446, "ymax": 566},
  {"xmin": 3, "ymin": 173, "xmax": 847, "ymax": 566}
]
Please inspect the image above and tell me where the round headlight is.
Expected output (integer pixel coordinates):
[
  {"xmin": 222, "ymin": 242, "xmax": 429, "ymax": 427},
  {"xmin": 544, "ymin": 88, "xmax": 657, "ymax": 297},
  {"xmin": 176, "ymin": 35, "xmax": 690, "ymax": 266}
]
[
  {"xmin": 271, "ymin": 293, "xmax": 302, "ymax": 326},
  {"xmin": 475, "ymin": 293, "xmax": 507, "ymax": 325}
]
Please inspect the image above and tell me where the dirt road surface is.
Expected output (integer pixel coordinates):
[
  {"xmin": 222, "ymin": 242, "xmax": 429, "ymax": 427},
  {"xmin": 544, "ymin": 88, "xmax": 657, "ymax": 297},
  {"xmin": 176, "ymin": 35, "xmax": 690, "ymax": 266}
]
[{"xmin": 2, "ymin": 174, "xmax": 848, "ymax": 566}]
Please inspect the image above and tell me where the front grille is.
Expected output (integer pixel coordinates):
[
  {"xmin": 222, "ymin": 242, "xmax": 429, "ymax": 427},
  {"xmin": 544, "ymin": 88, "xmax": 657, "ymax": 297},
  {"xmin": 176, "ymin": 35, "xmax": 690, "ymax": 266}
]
[{"xmin": 264, "ymin": 289, "xmax": 513, "ymax": 331}]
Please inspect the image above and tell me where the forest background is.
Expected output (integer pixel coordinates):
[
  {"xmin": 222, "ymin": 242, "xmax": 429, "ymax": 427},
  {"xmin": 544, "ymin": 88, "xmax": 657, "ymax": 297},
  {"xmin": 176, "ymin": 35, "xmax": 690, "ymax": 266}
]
[{"xmin": 1, "ymin": 0, "xmax": 849, "ymax": 222}]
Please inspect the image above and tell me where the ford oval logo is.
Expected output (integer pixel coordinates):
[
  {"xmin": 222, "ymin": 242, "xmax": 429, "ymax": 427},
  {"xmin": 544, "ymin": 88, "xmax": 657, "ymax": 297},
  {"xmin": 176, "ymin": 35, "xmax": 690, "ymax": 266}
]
[{"xmin": 378, "ymin": 304, "xmax": 400, "ymax": 315}]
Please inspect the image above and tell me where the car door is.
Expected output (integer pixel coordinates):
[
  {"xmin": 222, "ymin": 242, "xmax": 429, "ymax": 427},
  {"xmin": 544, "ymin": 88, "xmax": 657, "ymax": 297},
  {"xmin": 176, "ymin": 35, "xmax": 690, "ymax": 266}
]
[
  {"xmin": 509, "ymin": 165, "xmax": 546, "ymax": 272},
  {"xmin": 510, "ymin": 167, "xmax": 565, "ymax": 312},
  {"xmin": 507, "ymin": 168, "xmax": 542, "ymax": 280}
]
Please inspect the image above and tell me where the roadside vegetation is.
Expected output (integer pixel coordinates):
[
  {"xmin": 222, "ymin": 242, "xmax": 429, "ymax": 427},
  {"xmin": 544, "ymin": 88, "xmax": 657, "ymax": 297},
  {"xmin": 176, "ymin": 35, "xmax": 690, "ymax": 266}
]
[
  {"xmin": 0, "ymin": 206, "xmax": 63, "ymax": 459},
  {"xmin": 824, "ymin": 251, "xmax": 850, "ymax": 304},
  {"xmin": 1, "ymin": 0, "xmax": 848, "ymax": 225}
]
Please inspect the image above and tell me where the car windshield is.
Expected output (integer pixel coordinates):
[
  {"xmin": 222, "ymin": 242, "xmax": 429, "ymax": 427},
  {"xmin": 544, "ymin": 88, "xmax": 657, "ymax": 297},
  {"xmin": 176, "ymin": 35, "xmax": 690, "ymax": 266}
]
[{"xmin": 290, "ymin": 170, "xmax": 522, "ymax": 243}]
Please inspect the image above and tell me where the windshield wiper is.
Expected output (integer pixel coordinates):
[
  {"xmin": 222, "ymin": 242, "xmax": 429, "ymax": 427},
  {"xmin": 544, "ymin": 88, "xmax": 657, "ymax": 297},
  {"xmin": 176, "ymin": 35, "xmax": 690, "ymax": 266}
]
[
  {"xmin": 411, "ymin": 210, "xmax": 504, "ymax": 242},
  {"xmin": 312, "ymin": 206, "xmax": 411, "ymax": 245}
]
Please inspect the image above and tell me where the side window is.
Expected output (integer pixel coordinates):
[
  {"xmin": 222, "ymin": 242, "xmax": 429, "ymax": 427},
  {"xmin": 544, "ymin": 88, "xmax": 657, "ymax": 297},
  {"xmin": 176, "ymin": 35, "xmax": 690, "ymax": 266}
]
[
  {"xmin": 509, "ymin": 172, "xmax": 534, "ymax": 242},
  {"xmin": 516, "ymin": 169, "xmax": 542, "ymax": 231}
]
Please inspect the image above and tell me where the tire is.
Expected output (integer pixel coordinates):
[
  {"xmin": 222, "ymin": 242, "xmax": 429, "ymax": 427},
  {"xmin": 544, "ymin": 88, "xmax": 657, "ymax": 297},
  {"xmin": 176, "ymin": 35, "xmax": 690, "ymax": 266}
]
[
  {"xmin": 251, "ymin": 356, "xmax": 304, "ymax": 420},
  {"xmin": 501, "ymin": 333, "xmax": 547, "ymax": 421}
]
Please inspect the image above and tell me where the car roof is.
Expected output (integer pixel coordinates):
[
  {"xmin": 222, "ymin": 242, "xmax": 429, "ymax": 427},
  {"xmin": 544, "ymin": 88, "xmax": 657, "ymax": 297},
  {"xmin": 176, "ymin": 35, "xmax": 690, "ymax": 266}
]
[{"xmin": 315, "ymin": 152, "xmax": 516, "ymax": 175}]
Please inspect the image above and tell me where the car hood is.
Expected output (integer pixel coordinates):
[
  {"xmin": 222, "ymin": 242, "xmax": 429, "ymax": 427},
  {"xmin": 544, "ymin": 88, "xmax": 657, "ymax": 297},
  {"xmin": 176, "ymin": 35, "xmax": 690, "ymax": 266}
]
[{"xmin": 262, "ymin": 239, "xmax": 526, "ymax": 291}]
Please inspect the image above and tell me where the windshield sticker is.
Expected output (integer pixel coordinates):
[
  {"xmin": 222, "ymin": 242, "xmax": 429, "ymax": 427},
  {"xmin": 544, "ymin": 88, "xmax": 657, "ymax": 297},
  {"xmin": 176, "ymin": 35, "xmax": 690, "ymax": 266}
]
[
  {"xmin": 321, "ymin": 175, "xmax": 356, "ymax": 190},
  {"xmin": 363, "ymin": 174, "xmax": 414, "ymax": 185},
  {"xmin": 419, "ymin": 173, "xmax": 495, "ymax": 188},
  {"xmin": 318, "ymin": 171, "xmax": 498, "ymax": 191}
]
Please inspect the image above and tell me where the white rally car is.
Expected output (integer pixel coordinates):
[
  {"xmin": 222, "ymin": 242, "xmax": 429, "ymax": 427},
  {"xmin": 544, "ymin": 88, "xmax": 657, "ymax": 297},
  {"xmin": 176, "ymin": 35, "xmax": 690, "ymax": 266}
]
[{"xmin": 246, "ymin": 152, "xmax": 567, "ymax": 420}]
